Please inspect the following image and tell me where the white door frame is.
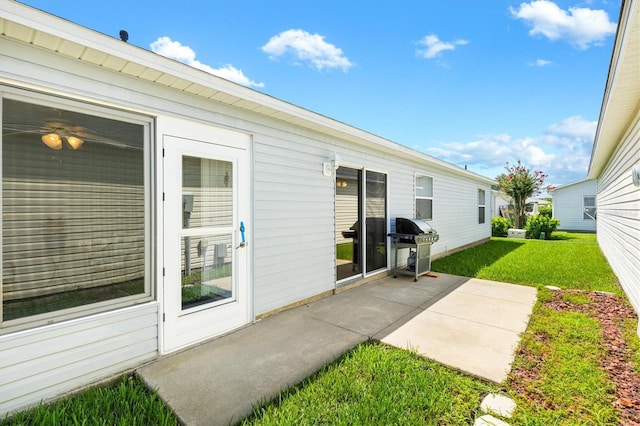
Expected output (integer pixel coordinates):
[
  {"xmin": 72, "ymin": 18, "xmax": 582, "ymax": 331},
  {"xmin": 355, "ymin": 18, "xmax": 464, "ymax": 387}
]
[{"xmin": 158, "ymin": 118, "xmax": 251, "ymax": 354}]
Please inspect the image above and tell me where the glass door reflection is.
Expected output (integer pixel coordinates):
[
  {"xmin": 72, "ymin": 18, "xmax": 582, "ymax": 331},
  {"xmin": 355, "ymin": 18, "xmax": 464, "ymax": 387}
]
[
  {"xmin": 335, "ymin": 167, "xmax": 362, "ymax": 281},
  {"xmin": 181, "ymin": 156, "xmax": 234, "ymax": 310}
]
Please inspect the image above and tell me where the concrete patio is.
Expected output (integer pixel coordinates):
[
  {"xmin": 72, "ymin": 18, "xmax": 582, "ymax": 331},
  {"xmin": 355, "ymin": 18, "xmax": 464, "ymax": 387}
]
[{"xmin": 137, "ymin": 273, "xmax": 537, "ymax": 426}]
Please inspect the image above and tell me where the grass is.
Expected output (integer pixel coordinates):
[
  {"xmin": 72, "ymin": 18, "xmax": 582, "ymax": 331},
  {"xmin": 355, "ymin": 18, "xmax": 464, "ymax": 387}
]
[
  {"xmin": 243, "ymin": 232, "xmax": 637, "ymax": 425},
  {"xmin": 5, "ymin": 232, "xmax": 638, "ymax": 425},
  {"xmin": 508, "ymin": 288, "xmax": 618, "ymax": 425},
  {"xmin": 242, "ymin": 342, "xmax": 497, "ymax": 425},
  {"xmin": 431, "ymin": 232, "xmax": 621, "ymax": 294},
  {"xmin": 0, "ymin": 376, "xmax": 178, "ymax": 426},
  {"xmin": 336, "ymin": 242, "xmax": 353, "ymax": 261}
]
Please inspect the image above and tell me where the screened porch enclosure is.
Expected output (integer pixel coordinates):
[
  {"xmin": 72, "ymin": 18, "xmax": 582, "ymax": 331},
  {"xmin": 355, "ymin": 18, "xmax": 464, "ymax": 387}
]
[{"xmin": 1, "ymin": 97, "xmax": 149, "ymax": 325}]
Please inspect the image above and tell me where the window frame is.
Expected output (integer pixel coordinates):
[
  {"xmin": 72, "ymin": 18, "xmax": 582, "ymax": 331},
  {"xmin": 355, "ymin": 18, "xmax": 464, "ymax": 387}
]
[
  {"xmin": 415, "ymin": 174, "xmax": 433, "ymax": 221},
  {"xmin": 478, "ymin": 188, "xmax": 486, "ymax": 224},
  {"xmin": 1, "ymin": 88, "xmax": 155, "ymax": 333},
  {"xmin": 583, "ymin": 195, "xmax": 596, "ymax": 220}
]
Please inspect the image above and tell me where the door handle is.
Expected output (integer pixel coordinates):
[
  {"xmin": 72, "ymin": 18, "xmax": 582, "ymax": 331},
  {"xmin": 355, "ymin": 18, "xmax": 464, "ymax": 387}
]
[{"xmin": 237, "ymin": 221, "xmax": 247, "ymax": 248}]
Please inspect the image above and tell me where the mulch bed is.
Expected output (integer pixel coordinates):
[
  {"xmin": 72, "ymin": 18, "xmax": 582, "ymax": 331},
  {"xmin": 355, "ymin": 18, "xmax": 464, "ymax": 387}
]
[{"xmin": 510, "ymin": 289, "xmax": 640, "ymax": 425}]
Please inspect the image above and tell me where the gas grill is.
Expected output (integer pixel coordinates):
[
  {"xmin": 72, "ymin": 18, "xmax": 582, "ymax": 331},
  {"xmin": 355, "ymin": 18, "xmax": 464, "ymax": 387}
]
[{"xmin": 389, "ymin": 218, "xmax": 439, "ymax": 281}]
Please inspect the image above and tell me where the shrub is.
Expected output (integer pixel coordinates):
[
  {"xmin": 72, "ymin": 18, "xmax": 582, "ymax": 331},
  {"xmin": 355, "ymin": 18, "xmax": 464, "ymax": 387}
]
[
  {"xmin": 525, "ymin": 214, "xmax": 559, "ymax": 239},
  {"xmin": 538, "ymin": 204, "xmax": 553, "ymax": 218},
  {"xmin": 491, "ymin": 216, "xmax": 511, "ymax": 237}
]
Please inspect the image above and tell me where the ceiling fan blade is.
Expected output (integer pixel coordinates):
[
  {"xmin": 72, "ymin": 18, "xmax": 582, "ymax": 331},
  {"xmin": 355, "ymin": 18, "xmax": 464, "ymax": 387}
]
[{"xmin": 3, "ymin": 124, "xmax": 47, "ymax": 134}]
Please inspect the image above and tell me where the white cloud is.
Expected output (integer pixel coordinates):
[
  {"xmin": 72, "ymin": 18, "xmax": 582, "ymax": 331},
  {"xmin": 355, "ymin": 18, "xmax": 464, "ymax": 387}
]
[
  {"xmin": 424, "ymin": 116, "xmax": 597, "ymax": 185},
  {"xmin": 261, "ymin": 29, "xmax": 354, "ymax": 72},
  {"xmin": 510, "ymin": 1, "xmax": 617, "ymax": 49},
  {"xmin": 150, "ymin": 36, "xmax": 264, "ymax": 88},
  {"xmin": 416, "ymin": 34, "xmax": 469, "ymax": 59},
  {"xmin": 529, "ymin": 58, "xmax": 553, "ymax": 66},
  {"xmin": 546, "ymin": 115, "xmax": 597, "ymax": 140}
]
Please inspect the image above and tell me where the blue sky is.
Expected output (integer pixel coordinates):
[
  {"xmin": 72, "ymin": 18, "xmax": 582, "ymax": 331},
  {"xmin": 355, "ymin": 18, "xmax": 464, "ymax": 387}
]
[{"xmin": 21, "ymin": 0, "xmax": 621, "ymax": 188}]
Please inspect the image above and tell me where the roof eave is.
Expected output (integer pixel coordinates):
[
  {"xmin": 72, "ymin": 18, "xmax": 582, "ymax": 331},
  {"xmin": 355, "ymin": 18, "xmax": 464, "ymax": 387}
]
[
  {"xmin": 588, "ymin": 0, "xmax": 640, "ymax": 179},
  {"xmin": 1, "ymin": 1, "xmax": 496, "ymax": 185}
]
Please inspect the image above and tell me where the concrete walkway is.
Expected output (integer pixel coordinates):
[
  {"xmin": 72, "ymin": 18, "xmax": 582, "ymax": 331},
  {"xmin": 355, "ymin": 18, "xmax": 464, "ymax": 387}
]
[{"xmin": 137, "ymin": 274, "xmax": 537, "ymax": 426}]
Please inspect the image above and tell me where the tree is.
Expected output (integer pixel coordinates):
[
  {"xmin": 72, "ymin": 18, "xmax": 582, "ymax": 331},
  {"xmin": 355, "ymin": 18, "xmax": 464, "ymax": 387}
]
[{"xmin": 496, "ymin": 161, "xmax": 547, "ymax": 229}]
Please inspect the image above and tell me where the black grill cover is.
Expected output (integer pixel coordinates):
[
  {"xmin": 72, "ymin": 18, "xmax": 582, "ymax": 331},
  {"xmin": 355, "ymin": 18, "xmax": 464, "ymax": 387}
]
[{"xmin": 395, "ymin": 218, "xmax": 435, "ymax": 235}]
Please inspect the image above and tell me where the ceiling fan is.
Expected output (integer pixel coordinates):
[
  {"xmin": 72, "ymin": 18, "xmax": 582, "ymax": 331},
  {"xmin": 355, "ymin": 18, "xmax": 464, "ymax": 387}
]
[{"xmin": 3, "ymin": 117, "xmax": 129, "ymax": 150}]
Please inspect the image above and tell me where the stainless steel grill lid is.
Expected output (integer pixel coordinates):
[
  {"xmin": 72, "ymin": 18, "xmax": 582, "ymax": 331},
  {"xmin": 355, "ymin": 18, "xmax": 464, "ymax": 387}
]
[{"xmin": 395, "ymin": 217, "xmax": 435, "ymax": 235}]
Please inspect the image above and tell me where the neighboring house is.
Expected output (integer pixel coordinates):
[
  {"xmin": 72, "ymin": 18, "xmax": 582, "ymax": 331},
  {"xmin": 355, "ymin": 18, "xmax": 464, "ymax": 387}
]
[
  {"xmin": 587, "ymin": 0, "xmax": 640, "ymax": 328},
  {"xmin": 549, "ymin": 179, "xmax": 597, "ymax": 232},
  {"xmin": 0, "ymin": 3, "xmax": 495, "ymax": 415},
  {"xmin": 492, "ymin": 193, "xmax": 549, "ymax": 223}
]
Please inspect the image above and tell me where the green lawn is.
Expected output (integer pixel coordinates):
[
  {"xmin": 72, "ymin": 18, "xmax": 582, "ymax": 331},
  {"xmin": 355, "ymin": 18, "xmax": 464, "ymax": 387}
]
[
  {"xmin": 4, "ymin": 232, "xmax": 637, "ymax": 425},
  {"xmin": 242, "ymin": 343, "xmax": 497, "ymax": 425},
  {"xmin": 431, "ymin": 232, "xmax": 621, "ymax": 294},
  {"xmin": 0, "ymin": 376, "xmax": 177, "ymax": 426},
  {"xmin": 243, "ymin": 232, "xmax": 637, "ymax": 425}
]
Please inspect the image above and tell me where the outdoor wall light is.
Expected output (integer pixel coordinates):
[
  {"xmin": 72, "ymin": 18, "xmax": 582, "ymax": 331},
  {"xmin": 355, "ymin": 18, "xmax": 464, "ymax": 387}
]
[
  {"xmin": 323, "ymin": 153, "xmax": 341, "ymax": 177},
  {"xmin": 632, "ymin": 163, "xmax": 640, "ymax": 187}
]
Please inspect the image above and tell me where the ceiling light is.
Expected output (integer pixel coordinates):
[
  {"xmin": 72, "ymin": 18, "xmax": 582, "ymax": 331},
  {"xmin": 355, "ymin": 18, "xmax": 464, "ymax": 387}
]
[
  {"xmin": 42, "ymin": 133, "xmax": 62, "ymax": 150},
  {"xmin": 41, "ymin": 133, "xmax": 84, "ymax": 150},
  {"xmin": 66, "ymin": 136, "xmax": 84, "ymax": 150}
]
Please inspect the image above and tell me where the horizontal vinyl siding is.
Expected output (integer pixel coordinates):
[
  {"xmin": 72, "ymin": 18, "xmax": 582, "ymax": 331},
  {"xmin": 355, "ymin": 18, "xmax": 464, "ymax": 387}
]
[
  {"xmin": 597, "ymin": 116, "xmax": 640, "ymax": 314},
  {"xmin": 553, "ymin": 180, "xmax": 597, "ymax": 232},
  {"xmin": 252, "ymin": 131, "xmax": 336, "ymax": 315},
  {"xmin": 0, "ymin": 303, "xmax": 158, "ymax": 416}
]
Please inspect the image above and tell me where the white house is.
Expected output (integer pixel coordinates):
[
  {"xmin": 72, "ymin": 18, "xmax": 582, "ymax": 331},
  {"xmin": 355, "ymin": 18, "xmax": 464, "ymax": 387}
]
[
  {"xmin": 549, "ymin": 179, "xmax": 597, "ymax": 232},
  {"xmin": 587, "ymin": 0, "xmax": 640, "ymax": 328},
  {"xmin": 0, "ymin": 2, "xmax": 495, "ymax": 415}
]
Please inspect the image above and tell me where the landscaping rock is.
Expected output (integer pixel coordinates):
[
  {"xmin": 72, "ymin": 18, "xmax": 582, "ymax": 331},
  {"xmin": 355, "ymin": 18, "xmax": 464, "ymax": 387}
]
[
  {"xmin": 474, "ymin": 414, "xmax": 511, "ymax": 426},
  {"xmin": 480, "ymin": 393, "xmax": 517, "ymax": 418},
  {"xmin": 545, "ymin": 285, "xmax": 561, "ymax": 291}
]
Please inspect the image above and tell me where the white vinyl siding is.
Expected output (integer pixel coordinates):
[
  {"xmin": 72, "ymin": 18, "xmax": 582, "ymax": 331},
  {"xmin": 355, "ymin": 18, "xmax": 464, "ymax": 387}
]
[
  {"xmin": 252, "ymin": 131, "xmax": 336, "ymax": 314},
  {"xmin": 595, "ymin": 117, "xmax": 640, "ymax": 315},
  {"xmin": 0, "ymin": 303, "xmax": 158, "ymax": 415},
  {"xmin": 552, "ymin": 180, "xmax": 598, "ymax": 232}
]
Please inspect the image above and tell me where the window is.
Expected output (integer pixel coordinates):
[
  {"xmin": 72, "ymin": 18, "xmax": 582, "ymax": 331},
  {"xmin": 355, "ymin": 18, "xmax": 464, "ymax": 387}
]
[
  {"xmin": 2, "ymin": 95, "xmax": 151, "ymax": 330},
  {"xmin": 583, "ymin": 196, "xmax": 596, "ymax": 220},
  {"xmin": 415, "ymin": 175, "xmax": 433, "ymax": 220},
  {"xmin": 478, "ymin": 189, "xmax": 486, "ymax": 224}
]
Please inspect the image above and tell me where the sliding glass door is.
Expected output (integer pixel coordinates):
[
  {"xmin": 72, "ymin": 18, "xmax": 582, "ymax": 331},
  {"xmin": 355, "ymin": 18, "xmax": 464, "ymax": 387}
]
[
  {"xmin": 365, "ymin": 170, "xmax": 387, "ymax": 273},
  {"xmin": 335, "ymin": 167, "xmax": 387, "ymax": 282}
]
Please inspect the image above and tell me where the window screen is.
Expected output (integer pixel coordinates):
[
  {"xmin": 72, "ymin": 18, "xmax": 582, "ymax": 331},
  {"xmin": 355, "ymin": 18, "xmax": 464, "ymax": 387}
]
[
  {"xmin": 583, "ymin": 196, "xmax": 596, "ymax": 220},
  {"xmin": 478, "ymin": 189, "xmax": 486, "ymax": 224},
  {"xmin": 416, "ymin": 175, "xmax": 433, "ymax": 220}
]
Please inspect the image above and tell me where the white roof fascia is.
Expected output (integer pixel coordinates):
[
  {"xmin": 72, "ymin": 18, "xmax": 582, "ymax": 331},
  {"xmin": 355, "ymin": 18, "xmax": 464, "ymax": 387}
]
[
  {"xmin": 551, "ymin": 178, "xmax": 596, "ymax": 192},
  {"xmin": 1, "ymin": 1, "xmax": 495, "ymax": 186},
  {"xmin": 589, "ymin": 0, "xmax": 640, "ymax": 179}
]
